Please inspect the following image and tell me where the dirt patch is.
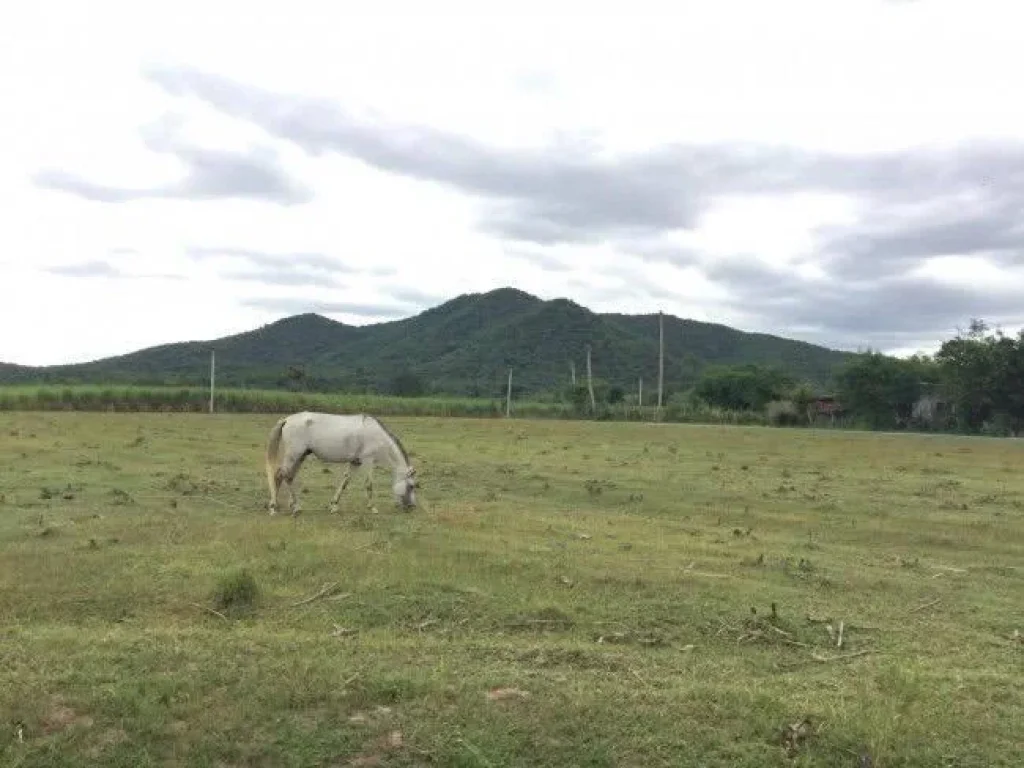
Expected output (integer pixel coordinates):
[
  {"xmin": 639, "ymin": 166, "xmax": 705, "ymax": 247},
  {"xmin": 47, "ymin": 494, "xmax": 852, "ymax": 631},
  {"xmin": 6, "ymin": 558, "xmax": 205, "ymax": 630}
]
[
  {"xmin": 41, "ymin": 697, "xmax": 93, "ymax": 735},
  {"xmin": 341, "ymin": 728, "xmax": 405, "ymax": 766},
  {"xmin": 487, "ymin": 687, "xmax": 530, "ymax": 701},
  {"xmin": 165, "ymin": 472, "xmax": 225, "ymax": 496},
  {"xmin": 87, "ymin": 728, "xmax": 129, "ymax": 758}
]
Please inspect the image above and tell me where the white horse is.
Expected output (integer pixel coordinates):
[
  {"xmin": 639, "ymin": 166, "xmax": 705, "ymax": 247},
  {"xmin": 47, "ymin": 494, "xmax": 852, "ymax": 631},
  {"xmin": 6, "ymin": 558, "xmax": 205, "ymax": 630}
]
[{"xmin": 264, "ymin": 411, "xmax": 418, "ymax": 516}]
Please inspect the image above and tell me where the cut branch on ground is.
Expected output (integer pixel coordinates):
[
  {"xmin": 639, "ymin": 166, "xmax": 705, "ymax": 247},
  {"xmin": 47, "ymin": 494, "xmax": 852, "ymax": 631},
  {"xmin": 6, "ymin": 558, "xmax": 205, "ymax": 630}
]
[{"xmin": 290, "ymin": 582, "xmax": 347, "ymax": 607}]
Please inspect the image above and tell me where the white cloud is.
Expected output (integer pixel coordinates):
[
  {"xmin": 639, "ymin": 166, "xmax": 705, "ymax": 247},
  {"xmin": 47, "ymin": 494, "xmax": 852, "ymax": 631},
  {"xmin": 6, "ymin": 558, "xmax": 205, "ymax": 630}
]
[{"xmin": 2, "ymin": 0, "xmax": 1023, "ymax": 364}]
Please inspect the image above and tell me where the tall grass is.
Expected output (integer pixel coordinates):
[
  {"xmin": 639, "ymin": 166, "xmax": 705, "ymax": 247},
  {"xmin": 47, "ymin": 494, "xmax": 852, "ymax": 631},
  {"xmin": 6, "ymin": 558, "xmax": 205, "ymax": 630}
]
[
  {"xmin": 0, "ymin": 385, "xmax": 516, "ymax": 417},
  {"xmin": 0, "ymin": 384, "xmax": 775, "ymax": 425}
]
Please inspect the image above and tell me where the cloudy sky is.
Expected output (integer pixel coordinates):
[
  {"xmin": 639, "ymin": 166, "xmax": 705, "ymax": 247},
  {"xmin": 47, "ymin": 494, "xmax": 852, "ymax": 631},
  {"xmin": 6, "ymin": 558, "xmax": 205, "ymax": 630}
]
[{"xmin": 2, "ymin": 0, "xmax": 1022, "ymax": 366}]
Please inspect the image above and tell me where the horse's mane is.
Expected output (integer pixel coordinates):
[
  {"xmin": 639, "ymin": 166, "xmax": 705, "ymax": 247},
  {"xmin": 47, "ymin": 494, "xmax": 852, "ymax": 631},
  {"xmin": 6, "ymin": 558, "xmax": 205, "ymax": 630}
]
[{"xmin": 368, "ymin": 415, "xmax": 410, "ymax": 465}]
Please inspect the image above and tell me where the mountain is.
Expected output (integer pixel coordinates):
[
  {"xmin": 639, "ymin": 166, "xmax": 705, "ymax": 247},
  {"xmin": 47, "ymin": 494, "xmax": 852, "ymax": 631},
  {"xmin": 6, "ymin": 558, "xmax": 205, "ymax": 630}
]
[{"xmin": 0, "ymin": 287, "xmax": 854, "ymax": 397}]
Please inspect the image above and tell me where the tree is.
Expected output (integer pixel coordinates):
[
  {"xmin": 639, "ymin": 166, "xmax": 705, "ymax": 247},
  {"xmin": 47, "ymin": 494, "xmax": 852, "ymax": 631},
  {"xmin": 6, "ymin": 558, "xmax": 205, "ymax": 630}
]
[
  {"xmin": 561, "ymin": 377, "xmax": 617, "ymax": 410},
  {"xmin": 790, "ymin": 383, "xmax": 818, "ymax": 425},
  {"xmin": 283, "ymin": 365, "xmax": 307, "ymax": 391},
  {"xmin": 935, "ymin": 320, "xmax": 1024, "ymax": 434},
  {"xmin": 834, "ymin": 352, "xmax": 937, "ymax": 430},
  {"xmin": 693, "ymin": 364, "xmax": 796, "ymax": 411},
  {"xmin": 389, "ymin": 369, "xmax": 427, "ymax": 397}
]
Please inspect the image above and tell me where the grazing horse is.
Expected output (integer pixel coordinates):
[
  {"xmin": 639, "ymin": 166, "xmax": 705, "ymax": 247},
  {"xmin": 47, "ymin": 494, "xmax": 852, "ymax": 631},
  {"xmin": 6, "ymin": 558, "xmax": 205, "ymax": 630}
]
[{"xmin": 264, "ymin": 411, "xmax": 418, "ymax": 516}]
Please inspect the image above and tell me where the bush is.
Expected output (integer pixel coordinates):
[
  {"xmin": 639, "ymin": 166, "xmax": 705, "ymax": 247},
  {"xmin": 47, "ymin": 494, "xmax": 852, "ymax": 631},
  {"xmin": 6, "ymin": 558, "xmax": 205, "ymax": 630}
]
[
  {"xmin": 693, "ymin": 364, "xmax": 796, "ymax": 412},
  {"xmin": 766, "ymin": 400, "xmax": 803, "ymax": 427},
  {"xmin": 212, "ymin": 567, "xmax": 259, "ymax": 616},
  {"xmin": 664, "ymin": 391, "xmax": 768, "ymax": 426}
]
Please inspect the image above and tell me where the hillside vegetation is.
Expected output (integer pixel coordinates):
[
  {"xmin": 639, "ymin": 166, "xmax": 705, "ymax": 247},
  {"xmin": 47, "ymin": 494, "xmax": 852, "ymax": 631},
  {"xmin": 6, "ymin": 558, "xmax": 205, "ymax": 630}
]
[{"xmin": 0, "ymin": 288, "xmax": 851, "ymax": 397}]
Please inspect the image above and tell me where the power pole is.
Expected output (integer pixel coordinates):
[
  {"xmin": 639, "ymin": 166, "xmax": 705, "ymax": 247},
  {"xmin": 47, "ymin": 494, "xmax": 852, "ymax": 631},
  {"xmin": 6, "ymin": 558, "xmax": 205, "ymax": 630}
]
[
  {"xmin": 506, "ymin": 368, "xmax": 513, "ymax": 417},
  {"xmin": 638, "ymin": 376, "xmax": 643, "ymax": 407},
  {"xmin": 570, "ymin": 360, "xmax": 576, "ymax": 387},
  {"xmin": 657, "ymin": 310, "xmax": 664, "ymax": 418},
  {"xmin": 586, "ymin": 344, "xmax": 596, "ymax": 413},
  {"xmin": 209, "ymin": 349, "xmax": 216, "ymax": 414}
]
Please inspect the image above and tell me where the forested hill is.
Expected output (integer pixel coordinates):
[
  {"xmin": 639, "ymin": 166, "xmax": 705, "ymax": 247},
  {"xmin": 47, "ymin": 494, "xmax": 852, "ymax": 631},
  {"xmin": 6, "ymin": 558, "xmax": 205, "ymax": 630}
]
[{"xmin": 0, "ymin": 288, "xmax": 853, "ymax": 396}]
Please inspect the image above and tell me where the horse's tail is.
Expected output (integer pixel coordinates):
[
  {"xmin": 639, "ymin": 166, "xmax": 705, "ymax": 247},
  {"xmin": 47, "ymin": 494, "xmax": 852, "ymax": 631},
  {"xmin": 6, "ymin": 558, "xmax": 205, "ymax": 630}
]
[{"xmin": 265, "ymin": 416, "xmax": 287, "ymax": 497}]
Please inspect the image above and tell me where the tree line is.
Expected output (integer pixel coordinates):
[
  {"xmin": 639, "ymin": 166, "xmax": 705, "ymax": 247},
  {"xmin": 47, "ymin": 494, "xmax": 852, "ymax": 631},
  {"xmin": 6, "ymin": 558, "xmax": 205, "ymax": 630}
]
[
  {"xmin": 367, "ymin": 317, "xmax": 1024, "ymax": 436},
  {"xmin": 675, "ymin": 319, "xmax": 1024, "ymax": 436}
]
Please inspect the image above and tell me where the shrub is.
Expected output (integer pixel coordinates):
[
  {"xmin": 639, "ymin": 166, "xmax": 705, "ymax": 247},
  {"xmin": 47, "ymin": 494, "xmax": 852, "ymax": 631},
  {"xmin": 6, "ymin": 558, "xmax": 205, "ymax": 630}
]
[
  {"xmin": 766, "ymin": 399, "xmax": 803, "ymax": 427},
  {"xmin": 212, "ymin": 567, "xmax": 259, "ymax": 616}
]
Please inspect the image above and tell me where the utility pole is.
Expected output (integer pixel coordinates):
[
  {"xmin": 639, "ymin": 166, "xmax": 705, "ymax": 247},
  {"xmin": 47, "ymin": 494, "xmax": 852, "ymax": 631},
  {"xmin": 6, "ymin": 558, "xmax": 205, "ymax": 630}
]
[
  {"xmin": 639, "ymin": 376, "xmax": 643, "ymax": 407},
  {"xmin": 586, "ymin": 345, "xmax": 596, "ymax": 413},
  {"xmin": 209, "ymin": 349, "xmax": 216, "ymax": 414},
  {"xmin": 506, "ymin": 368, "xmax": 513, "ymax": 417},
  {"xmin": 657, "ymin": 310, "xmax": 664, "ymax": 418},
  {"xmin": 570, "ymin": 360, "xmax": 576, "ymax": 387}
]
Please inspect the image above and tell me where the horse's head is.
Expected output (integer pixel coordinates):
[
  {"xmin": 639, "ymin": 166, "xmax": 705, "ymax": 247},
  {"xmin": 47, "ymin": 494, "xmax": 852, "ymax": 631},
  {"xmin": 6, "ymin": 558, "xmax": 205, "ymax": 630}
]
[{"xmin": 392, "ymin": 465, "xmax": 418, "ymax": 509}]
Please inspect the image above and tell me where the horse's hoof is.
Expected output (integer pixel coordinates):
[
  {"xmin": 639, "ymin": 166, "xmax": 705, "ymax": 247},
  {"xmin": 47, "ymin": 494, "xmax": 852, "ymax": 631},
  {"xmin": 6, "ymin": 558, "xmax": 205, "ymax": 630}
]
[
  {"xmin": 369, "ymin": 506, "xmax": 379, "ymax": 514},
  {"xmin": 328, "ymin": 504, "xmax": 339, "ymax": 515}
]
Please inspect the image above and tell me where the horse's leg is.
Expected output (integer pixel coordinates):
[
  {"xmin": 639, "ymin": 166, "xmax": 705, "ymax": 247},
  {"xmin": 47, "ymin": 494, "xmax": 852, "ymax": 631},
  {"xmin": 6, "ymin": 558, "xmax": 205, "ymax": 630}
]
[
  {"xmin": 362, "ymin": 458, "xmax": 378, "ymax": 514},
  {"xmin": 288, "ymin": 472, "xmax": 302, "ymax": 516},
  {"xmin": 329, "ymin": 461, "xmax": 358, "ymax": 514},
  {"xmin": 269, "ymin": 470, "xmax": 284, "ymax": 516},
  {"xmin": 327, "ymin": 466, "xmax": 350, "ymax": 514},
  {"xmin": 279, "ymin": 450, "xmax": 309, "ymax": 516},
  {"xmin": 269, "ymin": 462, "xmax": 292, "ymax": 516}
]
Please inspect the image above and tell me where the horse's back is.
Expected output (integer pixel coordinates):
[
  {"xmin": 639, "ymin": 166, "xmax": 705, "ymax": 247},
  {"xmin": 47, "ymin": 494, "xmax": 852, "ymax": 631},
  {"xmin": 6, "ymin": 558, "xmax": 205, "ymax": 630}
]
[
  {"xmin": 286, "ymin": 411, "xmax": 365, "ymax": 428},
  {"xmin": 285, "ymin": 411, "xmax": 373, "ymax": 461}
]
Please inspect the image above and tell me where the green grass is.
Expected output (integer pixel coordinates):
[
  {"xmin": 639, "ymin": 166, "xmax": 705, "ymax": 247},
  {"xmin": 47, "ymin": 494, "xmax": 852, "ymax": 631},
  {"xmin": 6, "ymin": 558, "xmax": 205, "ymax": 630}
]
[{"xmin": 1, "ymin": 412, "xmax": 1021, "ymax": 767}]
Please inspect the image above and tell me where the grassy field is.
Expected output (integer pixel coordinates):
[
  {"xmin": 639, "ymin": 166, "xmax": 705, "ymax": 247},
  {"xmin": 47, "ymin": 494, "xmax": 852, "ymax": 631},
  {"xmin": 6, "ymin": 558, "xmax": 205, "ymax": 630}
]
[{"xmin": 1, "ymin": 412, "xmax": 1021, "ymax": 767}]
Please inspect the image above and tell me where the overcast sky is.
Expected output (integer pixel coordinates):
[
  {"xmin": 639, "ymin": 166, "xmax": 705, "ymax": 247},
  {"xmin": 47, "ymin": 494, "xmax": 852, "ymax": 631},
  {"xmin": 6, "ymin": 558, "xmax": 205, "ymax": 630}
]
[{"xmin": 2, "ymin": 0, "xmax": 1022, "ymax": 365}]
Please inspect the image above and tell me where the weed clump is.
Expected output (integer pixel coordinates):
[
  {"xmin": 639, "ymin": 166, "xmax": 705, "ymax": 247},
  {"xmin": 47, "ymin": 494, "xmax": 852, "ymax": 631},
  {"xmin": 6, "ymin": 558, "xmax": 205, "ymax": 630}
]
[
  {"xmin": 212, "ymin": 567, "xmax": 260, "ymax": 616},
  {"xmin": 110, "ymin": 488, "xmax": 133, "ymax": 506}
]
